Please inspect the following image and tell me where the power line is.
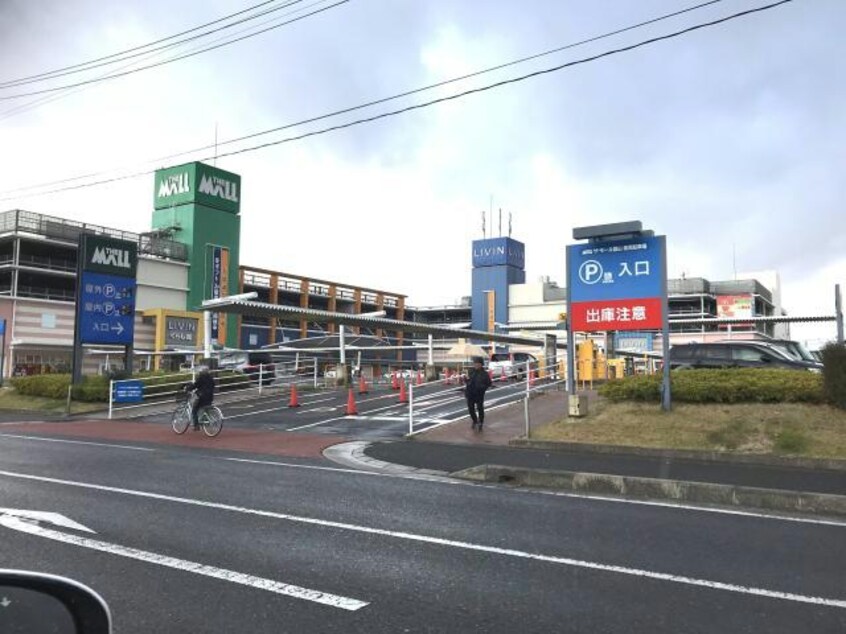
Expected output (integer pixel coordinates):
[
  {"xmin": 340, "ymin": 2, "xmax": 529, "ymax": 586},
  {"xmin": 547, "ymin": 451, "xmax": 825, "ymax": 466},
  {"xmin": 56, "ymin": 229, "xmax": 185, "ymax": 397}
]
[
  {"xmin": 204, "ymin": 0, "xmax": 796, "ymax": 163},
  {"xmin": 0, "ymin": 0, "xmax": 291, "ymax": 88},
  {"xmin": 145, "ymin": 0, "xmax": 732, "ymax": 167},
  {"xmin": 1, "ymin": 0, "xmax": 729, "ymax": 194},
  {"xmin": 0, "ymin": 0, "xmax": 328, "ymax": 122},
  {"xmin": 0, "ymin": 0, "xmax": 349, "ymax": 101},
  {"xmin": 0, "ymin": 0, "xmax": 794, "ymax": 202}
]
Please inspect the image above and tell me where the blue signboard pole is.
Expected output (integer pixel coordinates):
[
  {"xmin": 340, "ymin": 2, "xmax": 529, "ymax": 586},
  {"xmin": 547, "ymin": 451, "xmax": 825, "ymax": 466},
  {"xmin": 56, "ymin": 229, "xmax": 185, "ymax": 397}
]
[{"xmin": 659, "ymin": 235, "xmax": 671, "ymax": 411}]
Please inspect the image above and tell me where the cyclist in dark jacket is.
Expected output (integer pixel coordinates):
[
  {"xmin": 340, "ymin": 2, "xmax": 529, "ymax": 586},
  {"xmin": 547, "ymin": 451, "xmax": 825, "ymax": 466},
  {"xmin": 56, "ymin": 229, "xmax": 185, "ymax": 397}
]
[
  {"xmin": 186, "ymin": 369, "xmax": 215, "ymax": 430},
  {"xmin": 465, "ymin": 357, "xmax": 492, "ymax": 431}
]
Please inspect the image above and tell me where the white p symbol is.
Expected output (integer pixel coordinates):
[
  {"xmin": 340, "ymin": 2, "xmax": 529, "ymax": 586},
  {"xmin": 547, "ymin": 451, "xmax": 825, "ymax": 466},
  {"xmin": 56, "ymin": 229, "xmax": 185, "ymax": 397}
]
[{"xmin": 579, "ymin": 260, "xmax": 603, "ymax": 285}]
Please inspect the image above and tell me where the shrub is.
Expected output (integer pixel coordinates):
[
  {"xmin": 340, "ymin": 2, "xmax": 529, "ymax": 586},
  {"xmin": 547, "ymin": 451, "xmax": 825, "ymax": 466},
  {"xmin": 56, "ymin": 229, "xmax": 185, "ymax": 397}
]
[
  {"xmin": 10, "ymin": 374, "xmax": 72, "ymax": 399},
  {"xmin": 598, "ymin": 369, "xmax": 824, "ymax": 404},
  {"xmin": 821, "ymin": 343, "xmax": 846, "ymax": 409},
  {"xmin": 10, "ymin": 373, "xmax": 110, "ymax": 402}
]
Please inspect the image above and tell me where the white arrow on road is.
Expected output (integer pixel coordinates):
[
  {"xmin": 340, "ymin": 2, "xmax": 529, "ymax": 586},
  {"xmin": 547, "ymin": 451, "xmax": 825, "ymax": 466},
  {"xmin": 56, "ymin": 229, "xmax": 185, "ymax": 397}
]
[{"xmin": 0, "ymin": 509, "xmax": 367, "ymax": 612}]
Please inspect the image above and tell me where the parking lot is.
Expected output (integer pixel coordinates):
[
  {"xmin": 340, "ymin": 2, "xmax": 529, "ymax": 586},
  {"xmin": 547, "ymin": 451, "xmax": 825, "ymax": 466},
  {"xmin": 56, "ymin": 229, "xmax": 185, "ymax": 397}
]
[{"xmin": 134, "ymin": 376, "xmax": 539, "ymax": 441}]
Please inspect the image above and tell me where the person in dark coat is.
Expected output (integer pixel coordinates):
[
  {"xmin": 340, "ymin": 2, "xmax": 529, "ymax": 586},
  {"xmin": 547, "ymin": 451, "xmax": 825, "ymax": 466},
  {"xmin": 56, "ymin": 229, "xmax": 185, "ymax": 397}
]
[
  {"xmin": 465, "ymin": 356, "xmax": 492, "ymax": 431},
  {"xmin": 186, "ymin": 368, "xmax": 215, "ymax": 429}
]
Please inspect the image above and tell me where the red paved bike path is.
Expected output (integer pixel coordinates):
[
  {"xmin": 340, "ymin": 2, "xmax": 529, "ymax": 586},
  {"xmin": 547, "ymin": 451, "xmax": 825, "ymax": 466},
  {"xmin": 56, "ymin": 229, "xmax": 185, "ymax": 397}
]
[{"xmin": 0, "ymin": 420, "xmax": 343, "ymax": 458}]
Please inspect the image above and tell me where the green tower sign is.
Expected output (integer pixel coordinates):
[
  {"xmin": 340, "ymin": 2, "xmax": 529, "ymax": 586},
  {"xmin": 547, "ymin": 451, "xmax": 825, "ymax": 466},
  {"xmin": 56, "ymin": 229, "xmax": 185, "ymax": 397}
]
[
  {"xmin": 154, "ymin": 162, "xmax": 241, "ymax": 214},
  {"xmin": 152, "ymin": 161, "xmax": 241, "ymax": 347}
]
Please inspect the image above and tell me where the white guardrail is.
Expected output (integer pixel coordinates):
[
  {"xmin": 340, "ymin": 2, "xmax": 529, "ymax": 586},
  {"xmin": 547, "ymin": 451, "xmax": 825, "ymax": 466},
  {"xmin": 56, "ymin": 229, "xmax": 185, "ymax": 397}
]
[
  {"xmin": 108, "ymin": 358, "xmax": 321, "ymax": 419},
  {"xmin": 403, "ymin": 360, "xmax": 566, "ymax": 436}
]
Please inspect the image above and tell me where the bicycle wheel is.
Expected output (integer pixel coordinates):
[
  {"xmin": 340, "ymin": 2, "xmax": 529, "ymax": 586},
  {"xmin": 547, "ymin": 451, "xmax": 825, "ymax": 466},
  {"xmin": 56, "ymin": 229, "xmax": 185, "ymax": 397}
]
[
  {"xmin": 201, "ymin": 406, "xmax": 223, "ymax": 437},
  {"xmin": 171, "ymin": 404, "xmax": 191, "ymax": 434}
]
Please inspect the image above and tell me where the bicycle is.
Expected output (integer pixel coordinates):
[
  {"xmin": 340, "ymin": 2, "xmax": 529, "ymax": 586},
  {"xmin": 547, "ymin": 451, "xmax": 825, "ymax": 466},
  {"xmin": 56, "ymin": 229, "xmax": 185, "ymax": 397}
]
[{"xmin": 171, "ymin": 390, "xmax": 224, "ymax": 437}]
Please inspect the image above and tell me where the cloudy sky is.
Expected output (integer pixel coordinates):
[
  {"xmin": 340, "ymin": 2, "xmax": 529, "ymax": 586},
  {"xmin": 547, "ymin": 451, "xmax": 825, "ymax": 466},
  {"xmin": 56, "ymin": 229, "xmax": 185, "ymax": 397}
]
[{"xmin": 1, "ymin": 0, "xmax": 843, "ymax": 345}]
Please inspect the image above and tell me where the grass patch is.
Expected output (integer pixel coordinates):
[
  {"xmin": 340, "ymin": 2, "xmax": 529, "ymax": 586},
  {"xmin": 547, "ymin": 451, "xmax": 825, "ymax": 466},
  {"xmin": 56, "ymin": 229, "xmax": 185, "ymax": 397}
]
[
  {"xmin": 532, "ymin": 400, "xmax": 846, "ymax": 459},
  {"xmin": 0, "ymin": 387, "xmax": 102, "ymax": 414}
]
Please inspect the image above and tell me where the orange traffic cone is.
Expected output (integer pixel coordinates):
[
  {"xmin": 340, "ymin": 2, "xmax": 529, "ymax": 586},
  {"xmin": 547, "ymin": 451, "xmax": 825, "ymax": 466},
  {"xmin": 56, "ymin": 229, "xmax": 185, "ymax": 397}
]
[
  {"xmin": 445, "ymin": 368, "xmax": 452, "ymax": 385},
  {"xmin": 391, "ymin": 371, "xmax": 399, "ymax": 390},
  {"xmin": 398, "ymin": 379, "xmax": 408, "ymax": 404},
  {"xmin": 499, "ymin": 367, "xmax": 507, "ymax": 382},
  {"xmin": 416, "ymin": 370, "xmax": 424, "ymax": 386},
  {"xmin": 346, "ymin": 388, "xmax": 358, "ymax": 415},
  {"xmin": 529, "ymin": 368, "xmax": 536, "ymax": 387},
  {"xmin": 359, "ymin": 375, "xmax": 369, "ymax": 395},
  {"xmin": 288, "ymin": 383, "xmax": 300, "ymax": 408}
]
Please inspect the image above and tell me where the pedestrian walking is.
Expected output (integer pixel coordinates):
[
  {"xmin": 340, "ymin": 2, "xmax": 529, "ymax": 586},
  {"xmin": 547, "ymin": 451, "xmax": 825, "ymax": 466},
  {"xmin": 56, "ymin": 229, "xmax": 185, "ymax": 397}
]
[{"xmin": 465, "ymin": 356, "xmax": 492, "ymax": 431}]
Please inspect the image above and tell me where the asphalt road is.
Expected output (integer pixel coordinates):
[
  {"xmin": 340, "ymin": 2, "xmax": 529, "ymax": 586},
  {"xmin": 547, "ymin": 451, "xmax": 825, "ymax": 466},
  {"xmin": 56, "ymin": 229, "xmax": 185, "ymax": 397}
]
[
  {"xmin": 130, "ymin": 379, "xmax": 533, "ymax": 441},
  {"xmin": 1, "ymin": 433, "xmax": 845, "ymax": 632},
  {"xmin": 366, "ymin": 441, "xmax": 846, "ymax": 495}
]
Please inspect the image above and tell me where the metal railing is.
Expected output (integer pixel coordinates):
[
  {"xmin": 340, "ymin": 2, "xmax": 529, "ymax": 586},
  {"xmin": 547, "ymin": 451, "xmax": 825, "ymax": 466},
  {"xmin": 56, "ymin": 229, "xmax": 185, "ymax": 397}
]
[
  {"xmin": 402, "ymin": 359, "xmax": 566, "ymax": 437},
  {"xmin": 0, "ymin": 210, "xmax": 187, "ymax": 262},
  {"xmin": 108, "ymin": 357, "xmax": 322, "ymax": 419},
  {"xmin": 16, "ymin": 285, "xmax": 75, "ymax": 301}
]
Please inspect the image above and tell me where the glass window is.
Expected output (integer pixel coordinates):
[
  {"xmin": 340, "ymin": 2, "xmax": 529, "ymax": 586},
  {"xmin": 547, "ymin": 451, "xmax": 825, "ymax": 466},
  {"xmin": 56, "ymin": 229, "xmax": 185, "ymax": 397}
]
[
  {"xmin": 732, "ymin": 347, "xmax": 766, "ymax": 362},
  {"xmin": 700, "ymin": 345, "xmax": 730, "ymax": 360},
  {"xmin": 671, "ymin": 346, "xmax": 693, "ymax": 360}
]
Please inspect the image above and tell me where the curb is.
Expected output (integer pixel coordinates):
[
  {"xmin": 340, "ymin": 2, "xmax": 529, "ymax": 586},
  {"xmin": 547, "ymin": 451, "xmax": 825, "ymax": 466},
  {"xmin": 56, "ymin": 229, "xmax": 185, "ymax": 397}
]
[
  {"xmin": 322, "ymin": 441, "xmax": 451, "ymax": 479},
  {"xmin": 509, "ymin": 439, "xmax": 846, "ymax": 472},
  {"xmin": 453, "ymin": 464, "xmax": 846, "ymax": 518}
]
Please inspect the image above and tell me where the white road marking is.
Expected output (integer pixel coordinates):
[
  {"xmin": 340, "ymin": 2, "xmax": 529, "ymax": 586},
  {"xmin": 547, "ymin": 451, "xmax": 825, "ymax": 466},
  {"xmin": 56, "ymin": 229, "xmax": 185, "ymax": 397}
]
[
  {"xmin": 0, "ymin": 508, "xmax": 96, "ymax": 533},
  {"xmin": 0, "ymin": 434, "xmax": 154, "ymax": 452},
  {"xmin": 286, "ymin": 417, "xmax": 346, "ymax": 431},
  {"xmin": 0, "ymin": 513, "xmax": 367, "ymax": 611},
  {"xmin": 0, "ymin": 469, "xmax": 843, "ymax": 609},
  {"xmin": 224, "ymin": 395, "xmax": 340, "ymax": 420}
]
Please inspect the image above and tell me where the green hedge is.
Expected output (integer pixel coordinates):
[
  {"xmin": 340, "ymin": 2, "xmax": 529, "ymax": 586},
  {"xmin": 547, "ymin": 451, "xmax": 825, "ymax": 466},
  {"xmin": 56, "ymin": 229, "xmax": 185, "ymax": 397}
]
[
  {"xmin": 10, "ymin": 374, "xmax": 110, "ymax": 402},
  {"xmin": 821, "ymin": 343, "xmax": 846, "ymax": 409},
  {"xmin": 10, "ymin": 370, "xmax": 260, "ymax": 404},
  {"xmin": 598, "ymin": 368, "xmax": 825, "ymax": 404}
]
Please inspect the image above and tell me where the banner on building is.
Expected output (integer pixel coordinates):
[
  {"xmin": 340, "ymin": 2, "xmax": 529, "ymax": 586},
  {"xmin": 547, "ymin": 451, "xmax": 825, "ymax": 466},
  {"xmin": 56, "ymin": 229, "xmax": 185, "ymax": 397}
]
[
  {"xmin": 717, "ymin": 294, "xmax": 753, "ymax": 320},
  {"xmin": 209, "ymin": 246, "xmax": 230, "ymax": 346}
]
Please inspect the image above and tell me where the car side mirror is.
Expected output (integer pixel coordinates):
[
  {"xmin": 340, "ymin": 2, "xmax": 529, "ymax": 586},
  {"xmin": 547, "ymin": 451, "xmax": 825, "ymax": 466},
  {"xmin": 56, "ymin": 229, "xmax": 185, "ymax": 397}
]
[
  {"xmin": 0, "ymin": 570, "xmax": 111, "ymax": 633},
  {"xmin": 760, "ymin": 355, "xmax": 772, "ymax": 363}
]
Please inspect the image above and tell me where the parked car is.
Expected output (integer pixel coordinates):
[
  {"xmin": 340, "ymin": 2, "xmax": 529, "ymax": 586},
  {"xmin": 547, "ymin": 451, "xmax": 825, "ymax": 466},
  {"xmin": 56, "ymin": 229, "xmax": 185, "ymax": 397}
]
[
  {"xmin": 487, "ymin": 352, "xmax": 537, "ymax": 380},
  {"xmin": 669, "ymin": 342, "xmax": 821, "ymax": 372},
  {"xmin": 714, "ymin": 338, "xmax": 823, "ymax": 369},
  {"xmin": 219, "ymin": 351, "xmax": 276, "ymax": 385}
]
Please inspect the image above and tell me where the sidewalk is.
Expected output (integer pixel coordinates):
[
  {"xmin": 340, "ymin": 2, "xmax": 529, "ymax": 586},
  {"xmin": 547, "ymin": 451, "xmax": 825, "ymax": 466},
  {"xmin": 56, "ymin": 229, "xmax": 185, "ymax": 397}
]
[{"xmin": 365, "ymin": 392, "xmax": 846, "ymax": 496}]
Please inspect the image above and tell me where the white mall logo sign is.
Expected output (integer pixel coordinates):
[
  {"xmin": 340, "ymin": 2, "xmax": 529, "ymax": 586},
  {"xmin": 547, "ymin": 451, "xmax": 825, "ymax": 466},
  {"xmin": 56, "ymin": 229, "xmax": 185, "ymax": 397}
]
[
  {"xmin": 157, "ymin": 172, "xmax": 190, "ymax": 198},
  {"xmin": 198, "ymin": 174, "xmax": 238, "ymax": 202},
  {"xmin": 90, "ymin": 246, "xmax": 131, "ymax": 269}
]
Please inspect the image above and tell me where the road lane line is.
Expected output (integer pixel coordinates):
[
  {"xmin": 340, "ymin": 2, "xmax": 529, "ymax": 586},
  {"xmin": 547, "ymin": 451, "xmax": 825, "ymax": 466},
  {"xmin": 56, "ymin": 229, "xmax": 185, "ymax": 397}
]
[
  {"xmin": 0, "ymin": 469, "xmax": 843, "ymax": 609},
  {"xmin": 0, "ymin": 434, "xmax": 154, "ymax": 452},
  {"xmin": 286, "ymin": 417, "xmax": 346, "ymax": 431},
  {"xmin": 0, "ymin": 514, "xmax": 367, "ymax": 611}
]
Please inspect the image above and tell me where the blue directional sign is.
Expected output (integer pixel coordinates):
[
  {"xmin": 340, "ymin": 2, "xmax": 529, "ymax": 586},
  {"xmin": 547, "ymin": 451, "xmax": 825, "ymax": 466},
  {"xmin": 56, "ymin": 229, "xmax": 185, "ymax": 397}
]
[
  {"xmin": 78, "ymin": 271, "xmax": 136, "ymax": 345},
  {"xmin": 567, "ymin": 235, "xmax": 666, "ymax": 332},
  {"xmin": 568, "ymin": 236, "xmax": 664, "ymax": 302},
  {"xmin": 113, "ymin": 380, "xmax": 144, "ymax": 403}
]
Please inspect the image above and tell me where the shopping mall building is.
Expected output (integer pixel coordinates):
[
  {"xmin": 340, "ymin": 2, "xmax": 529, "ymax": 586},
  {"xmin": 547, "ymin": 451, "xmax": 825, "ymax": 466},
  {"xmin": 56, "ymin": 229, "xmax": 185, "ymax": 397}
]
[{"xmin": 0, "ymin": 161, "xmax": 787, "ymax": 377}]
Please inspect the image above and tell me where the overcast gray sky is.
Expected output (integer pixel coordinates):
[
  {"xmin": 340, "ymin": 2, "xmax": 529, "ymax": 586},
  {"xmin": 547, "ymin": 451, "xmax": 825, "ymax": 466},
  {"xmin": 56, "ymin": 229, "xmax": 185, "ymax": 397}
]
[{"xmin": 1, "ymin": 0, "xmax": 843, "ymax": 345}]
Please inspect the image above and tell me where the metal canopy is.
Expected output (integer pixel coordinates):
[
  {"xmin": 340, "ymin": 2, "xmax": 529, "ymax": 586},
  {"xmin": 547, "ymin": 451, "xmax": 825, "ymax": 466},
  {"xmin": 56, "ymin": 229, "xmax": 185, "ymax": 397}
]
[{"xmin": 204, "ymin": 299, "xmax": 546, "ymax": 346}]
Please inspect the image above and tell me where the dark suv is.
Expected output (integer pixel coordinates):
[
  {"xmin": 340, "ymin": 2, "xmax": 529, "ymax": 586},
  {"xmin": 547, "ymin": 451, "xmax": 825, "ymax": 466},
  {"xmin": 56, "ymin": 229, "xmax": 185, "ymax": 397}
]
[
  {"xmin": 238, "ymin": 352, "xmax": 276, "ymax": 385},
  {"xmin": 669, "ymin": 342, "xmax": 821, "ymax": 372}
]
